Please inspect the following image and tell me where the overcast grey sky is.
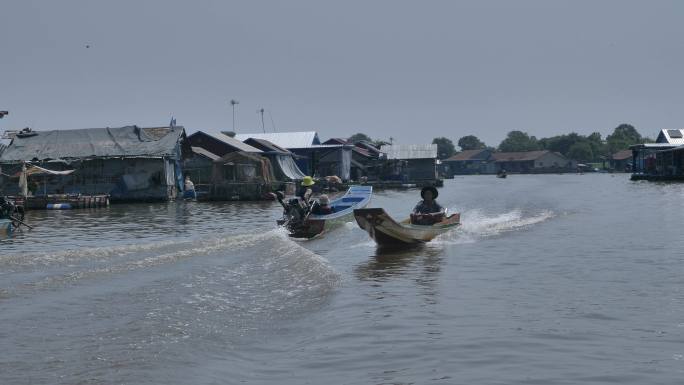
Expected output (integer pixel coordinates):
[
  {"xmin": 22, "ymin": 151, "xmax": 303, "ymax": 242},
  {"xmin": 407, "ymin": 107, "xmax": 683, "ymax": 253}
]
[{"xmin": 1, "ymin": 0, "xmax": 683, "ymax": 147}]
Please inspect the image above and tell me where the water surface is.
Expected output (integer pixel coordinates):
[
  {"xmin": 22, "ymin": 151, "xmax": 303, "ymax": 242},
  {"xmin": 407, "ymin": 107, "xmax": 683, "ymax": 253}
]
[{"xmin": 2, "ymin": 174, "xmax": 684, "ymax": 384}]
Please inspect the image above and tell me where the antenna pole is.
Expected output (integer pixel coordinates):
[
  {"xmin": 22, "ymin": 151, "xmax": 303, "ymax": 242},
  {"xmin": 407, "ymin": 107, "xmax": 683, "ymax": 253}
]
[{"xmin": 230, "ymin": 99, "xmax": 239, "ymax": 132}]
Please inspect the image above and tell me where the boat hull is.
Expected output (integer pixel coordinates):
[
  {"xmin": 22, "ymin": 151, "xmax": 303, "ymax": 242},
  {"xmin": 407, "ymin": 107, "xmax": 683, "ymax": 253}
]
[
  {"xmin": 354, "ymin": 208, "xmax": 460, "ymax": 247},
  {"xmin": 282, "ymin": 185, "xmax": 373, "ymax": 238}
]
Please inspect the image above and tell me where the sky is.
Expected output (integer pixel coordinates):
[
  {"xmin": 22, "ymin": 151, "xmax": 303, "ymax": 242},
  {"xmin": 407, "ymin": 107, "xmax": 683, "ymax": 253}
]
[{"xmin": 1, "ymin": 0, "xmax": 684, "ymax": 148}]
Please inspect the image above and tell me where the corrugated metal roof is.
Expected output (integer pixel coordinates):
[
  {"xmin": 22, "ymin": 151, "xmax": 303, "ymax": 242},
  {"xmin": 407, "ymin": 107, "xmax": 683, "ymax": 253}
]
[
  {"xmin": 234, "ymin": 131, "xmax": 320, "ymax": 149},
  {"xmin": 380, "ymin": 144, "xmax": 437, "ymax": 159},
  {"xmin": 630, "ymin": 143, "xmax": 676, "ymax": 149},
  {"xmin": 656, "ymin": 129, "xmax": 684, "ymax": 145},
  {"xmin": 190, "ymin": 146, "xmax": 220, "ymax": 161},
  {"xmin": 243, "ymin": 138, "xmax": 290, "ymax": 154},
  {"xmin": 322, "ymin": 138, "xmax": 348, "ymax": 145},
  {"xmin": 445, "ymin": 149, "xmax": 488, "ymax": 161},
  {"xmin": 207, "ymin": 132, "xmax": 262, "ymax": 153},
  {"xmin": 491, "ymin": 150, "xmax": 553, "ymax": 162},
  {"xmin": 0, "ymin": 125, "xmax": 185, "ymax": 162}
]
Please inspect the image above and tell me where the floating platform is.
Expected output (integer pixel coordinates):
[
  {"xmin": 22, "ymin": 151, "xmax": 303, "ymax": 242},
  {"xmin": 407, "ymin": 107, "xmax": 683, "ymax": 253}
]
[
  {"xmin": 630, "ymin": 174, "xmax": 684, "ymax": 182},
  {"xmin": 8, "ymin": 195, "xmax": 110, "ymax": 210}
]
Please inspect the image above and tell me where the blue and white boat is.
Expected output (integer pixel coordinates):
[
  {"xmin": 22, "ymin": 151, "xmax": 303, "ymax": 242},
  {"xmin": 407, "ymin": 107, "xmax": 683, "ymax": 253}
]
[{"xmin": 279, "ymin": 185, "xmax": 373, "ymax": 238}]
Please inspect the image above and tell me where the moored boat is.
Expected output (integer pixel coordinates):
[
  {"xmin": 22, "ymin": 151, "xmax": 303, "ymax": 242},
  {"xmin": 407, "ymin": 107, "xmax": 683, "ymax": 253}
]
[
  {"xmin": 354, "ymin": 208, "xmax": 460, "ymax": 247},
  {"xmin": 278, "ymin": 185, "xmax": 373, "ymax": 238}
]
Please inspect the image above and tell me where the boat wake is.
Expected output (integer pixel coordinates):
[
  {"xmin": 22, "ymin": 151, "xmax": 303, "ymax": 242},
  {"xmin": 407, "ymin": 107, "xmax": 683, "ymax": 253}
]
[
  {"xmin": 0, "ymin": 228, "xmax": 339, "ymax": 306},
  {"xmin": 434, "ymin": 208, "xmax": 555, "ymax": 244}
]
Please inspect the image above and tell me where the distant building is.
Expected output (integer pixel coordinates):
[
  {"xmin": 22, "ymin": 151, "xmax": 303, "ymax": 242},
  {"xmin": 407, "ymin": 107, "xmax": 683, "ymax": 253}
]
[
  {"xmin": 491, "ymin": 150, "xmax": 574, "ymax": 173},
  {"xmin": 187, "ymin": 131, "xmax": 263, "ymax": 156},
  {"xmin": 234, "ymin": 131, "xmax": 355, "ymax": 180},
  {"xmin": 234, "ymin": 131, "xmax": 321, "ymax": 149},
  {"xmin": 380, "ymin": 144, "xmax": 438, "ymax": 183},
  {"xmin": 442, "ymin": 149, "xmax": 494, "ymax": 175},
  {"xmin": 610, "ymin": 150, "xmax": 633, "ymax": 172},
  {"xmin": 243, "ymin": 138, "xmax": 306, "ymax": 182},
  {"xmin": 209, "ymin": 151, "xmax": 277, "ymax": 200},
  {"xmin": 183, "ymin": 146, "xmax": 221, "ymax": 199},
  {"xmin": 631, "ymin": 129, "xmax": 684, "ymax": 180},
  {"xmin": 0, "ymin": 125, "xmax": 190, "ymax": 201}
]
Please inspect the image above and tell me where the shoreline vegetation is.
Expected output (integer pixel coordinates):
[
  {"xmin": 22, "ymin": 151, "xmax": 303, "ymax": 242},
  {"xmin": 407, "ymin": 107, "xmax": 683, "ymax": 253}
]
[{"xmin": 351, "ymin": 123, "xmax": 650, "ymax": 167}]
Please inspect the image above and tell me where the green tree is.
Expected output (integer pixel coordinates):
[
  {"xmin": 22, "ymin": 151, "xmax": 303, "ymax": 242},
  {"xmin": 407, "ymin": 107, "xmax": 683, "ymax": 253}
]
[
  {"xmin": 457, "ymin": 135, "xmax": 486, "ymax": 151},
  {"xmin": 586, "ymin": 132, "xmax": 607, "ymax": 160},
  {"xmin": 498, "ymin": 131, "xmax": 540, "ymax": 152},
  {"xmin": 606, "ymin": 124, "xmax": 642, "ymax": 154},
  {"xmin": 347, "ymin": 133, "xmax": 373, "ymax": 143},
  {"xmin": 567, "ymin": 142, "xmax": 594, "ymax": 162},
  {"xmin": 432, "ymin": 137, "xmax": 456, "ymax": 159},
  {"xmin": 539, "ymin": 134, "xmax": 572, "ymax": 156}
]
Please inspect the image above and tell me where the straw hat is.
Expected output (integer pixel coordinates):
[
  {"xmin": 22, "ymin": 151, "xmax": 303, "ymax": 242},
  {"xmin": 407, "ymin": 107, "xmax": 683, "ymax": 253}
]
[{"xmin": 301, "ymin": 176, "xmax": 315, "ymax": 186}]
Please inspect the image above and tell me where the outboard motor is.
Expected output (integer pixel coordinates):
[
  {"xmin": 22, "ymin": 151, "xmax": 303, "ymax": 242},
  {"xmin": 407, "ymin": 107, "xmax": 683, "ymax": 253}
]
[{"xmin": 275, "ymin": 191, "xmax": 309, "ymax": 230}]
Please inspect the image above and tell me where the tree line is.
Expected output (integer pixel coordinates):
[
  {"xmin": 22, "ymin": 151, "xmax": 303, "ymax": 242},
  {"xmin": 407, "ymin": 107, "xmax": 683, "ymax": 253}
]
[{"xmin": 348, "ymin": 124, "xmax": 651, "ymax": 162}]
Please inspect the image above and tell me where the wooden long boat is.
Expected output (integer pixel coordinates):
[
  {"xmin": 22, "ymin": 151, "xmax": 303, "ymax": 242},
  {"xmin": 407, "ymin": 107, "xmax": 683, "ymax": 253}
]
[
  {"xmin": 281, "ymin": 185, "xmax": 373, "ymax": 238},
  {"xmin": 353, "ymin": 208, "xmax": 460, "ymax": 247}
]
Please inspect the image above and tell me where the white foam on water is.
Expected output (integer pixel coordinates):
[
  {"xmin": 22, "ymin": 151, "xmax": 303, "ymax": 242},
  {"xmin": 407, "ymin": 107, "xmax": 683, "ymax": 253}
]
[
  {"xmin": 0, "ymin": 228, "xmax": 286, "ymax": 268},
  {"xmin": 4, "ymin": 227, "xmax": 339, "ymax": 299},
  {"xmin": 434, "ymin": 208, "xmax": 556, "ymax": 244}
]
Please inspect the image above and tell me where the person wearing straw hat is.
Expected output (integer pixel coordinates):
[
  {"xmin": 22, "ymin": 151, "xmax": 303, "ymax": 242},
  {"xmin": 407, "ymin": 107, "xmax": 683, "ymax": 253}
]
[
  {"xmin": 297, "ymin": 176, "xmax": 315, "ymax": 202},
  {"xmin": 410, "ymin": 186, "xmax": 445, "ymax": 225}
]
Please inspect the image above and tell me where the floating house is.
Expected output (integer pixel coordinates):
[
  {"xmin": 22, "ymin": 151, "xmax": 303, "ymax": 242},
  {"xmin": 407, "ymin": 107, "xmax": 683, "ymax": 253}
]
[
  {"xmin": 610, "ymin": 150, "xmax": 633, "ymax": 172},
  {"xmin": 242, "ymin": 138, "xmax": 306, "ymax": 182},
  {"xmin": 379, "ymin": 144, "xmax": 439, "ymax": 185},
  {"xmin": 210, "ymin": 151, "xmax": 277, "ymax": 200},
  {"xmin": 185, "ymin": 131, "xmax": 263, "ymax": 193},
  {"xmin": 324, "ymin": 139, "xmax": 383, "ymax": 181},
  {"xmin": 631, "ymin": 129, "xmax": 684, "ymax": 180},
  {"xmin": 0, "ymin": 125, "xmax": 190, "ymax": 202},
  {"xmin": 442, "ymin": 149, "xmax": 494, "ymax": 176},
  {"xmin": 235, "ymin": 131, "xmax": 354, "ymax": 181},
  {"xmin": 187, "ymin": 131, "xmax": 262, "ymax": 157},
  {"xmin": 491, "ymin": 150, "xmax": 574, "ymax": 173},
  {"xmin": 183, "ymin": 146, "xmax": 220, "ymax": 198},
  {"xmin": 185, "ymin": 131, "xmax": 300, "ymax": 200}
]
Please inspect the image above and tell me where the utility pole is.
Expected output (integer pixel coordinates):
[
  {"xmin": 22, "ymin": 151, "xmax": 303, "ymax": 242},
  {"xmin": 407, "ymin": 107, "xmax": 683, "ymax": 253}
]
[
  {"xmin": 258, "ymin": 108, "xmax": 265, "ymax": 133},
  {"xmin": 230, "ymin": 99, "xmax": 239, "ymax": 132}
]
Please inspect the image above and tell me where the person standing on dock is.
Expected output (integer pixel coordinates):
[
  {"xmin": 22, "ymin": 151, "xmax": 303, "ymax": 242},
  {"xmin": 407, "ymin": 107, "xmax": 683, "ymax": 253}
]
[{"xmin": 183, "ymin": 176, "xmax": 196, "ymax": 200}]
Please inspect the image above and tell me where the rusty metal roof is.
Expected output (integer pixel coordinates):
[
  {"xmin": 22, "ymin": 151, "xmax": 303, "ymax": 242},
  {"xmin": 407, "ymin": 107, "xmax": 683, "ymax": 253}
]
[{"xmin": 612, "ymin": 149, "xmax": 633, "ymax": 160}]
